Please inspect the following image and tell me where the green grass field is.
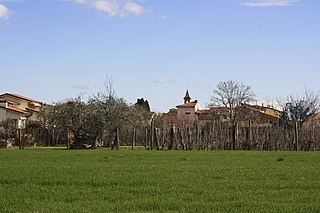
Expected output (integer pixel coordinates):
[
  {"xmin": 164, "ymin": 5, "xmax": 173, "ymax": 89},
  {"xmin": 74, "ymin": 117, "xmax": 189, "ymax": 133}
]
[{"xmin": 0, "ymin": 148, "xmax": 320, "ymax": 212}]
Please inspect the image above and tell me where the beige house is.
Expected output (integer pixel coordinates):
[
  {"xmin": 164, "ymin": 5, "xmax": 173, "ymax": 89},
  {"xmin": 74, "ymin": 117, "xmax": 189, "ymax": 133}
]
[
  {"xmin": 197, "ymin": 103, "xmax": 280, "ymax": 125},
  {"xmin": 0, "ymin": 93, "xmax": 44, "ymax": 122}
]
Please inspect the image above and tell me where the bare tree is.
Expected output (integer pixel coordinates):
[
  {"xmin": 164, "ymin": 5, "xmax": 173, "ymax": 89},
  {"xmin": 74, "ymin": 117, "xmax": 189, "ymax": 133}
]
[
  {"xmin": 91, "ymin": 75, "xmax": 134, "ymax": 149},
  {"xmin": 38, "ymin": 75, "xmax": 136, "ymax": 149},
  {"xmin": 210, "ymin": 80, "xmax": 255, "ymax": 122},
  {"xmin": 103, "ymin": 74, "xmax": 116, "ymax": 100},
  {"xmin": 209, "ymin": 80, "xmax": 255, "ymax": 150},
  {"xmin": 280, "ymin": 89, "xmax": 320, "ymax": 151}
]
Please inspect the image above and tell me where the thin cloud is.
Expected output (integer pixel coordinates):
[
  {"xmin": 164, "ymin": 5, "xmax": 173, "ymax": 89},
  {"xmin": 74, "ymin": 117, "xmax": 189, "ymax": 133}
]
[
  {"xmin": 64, "ymin": 0, "xmax": 87, "ymax": 4},
  {"xmin": 65, "ymin": 0, "xmax": 149, "ymax": 18},
  {"xmin": 0, "ymin": 4, "xmax": 13, "ymax": 20},
  {"xmin": 0, "ymin": 0, "xmax": 24, "ymax": 2},
  {"xmin": 154, "ymin": 79, "xmax": 175, "ymax": 84},
  {"xmin": 240, "ymin": 0, "xmax": 300, "ymax": 7},
  {"xmin": 159, "ymin": 15, "xmax": 168, "ymax": 20},
  {"xmin": 92, "ymin": 0, "xmax": 119, "ymax": 17},
  {"xmin": 74, "ymin": 84, "xmax": 96, "ymax": 90},
  {"xmin": 0, "ymin": 0, "xmax": 24, "ymax": 22}
]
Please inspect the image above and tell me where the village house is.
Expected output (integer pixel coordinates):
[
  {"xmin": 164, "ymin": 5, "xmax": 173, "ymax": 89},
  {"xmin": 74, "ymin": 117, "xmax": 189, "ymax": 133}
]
[
  {"xmin": 162, "ymin": 90, "xmax": 206, "ymax": 124},
  {"xmin": 163, "ymin": 90, "xmax": 281, "ymax": 125},
  {"xmin": 176, "ymin": 90, "xmax": 202, "ymax": 123},
  {"xmin": 0, "ymin": 93, "xmax": 45, "ymax": 122},
  {"xmin": 303, "ymin": 112, "xmax": 320, "ymax": 128}
]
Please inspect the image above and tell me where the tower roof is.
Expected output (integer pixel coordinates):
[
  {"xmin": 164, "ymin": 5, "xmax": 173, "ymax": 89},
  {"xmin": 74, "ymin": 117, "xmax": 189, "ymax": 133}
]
[{"xmin": 184, "ymin": 89, "xmax": 191, "ymax": 103}]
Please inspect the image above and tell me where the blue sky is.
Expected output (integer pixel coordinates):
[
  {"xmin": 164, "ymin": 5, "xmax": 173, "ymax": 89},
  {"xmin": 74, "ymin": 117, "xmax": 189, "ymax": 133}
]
[{"xmin": 1, "ymin": 0, "xmax": 320, "ymax": 112}]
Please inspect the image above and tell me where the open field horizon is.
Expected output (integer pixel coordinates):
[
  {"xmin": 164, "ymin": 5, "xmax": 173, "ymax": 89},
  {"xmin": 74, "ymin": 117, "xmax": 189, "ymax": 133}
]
[{"xmin": 0, "ymin": 148, "xmax": 320, "ymax": 212}]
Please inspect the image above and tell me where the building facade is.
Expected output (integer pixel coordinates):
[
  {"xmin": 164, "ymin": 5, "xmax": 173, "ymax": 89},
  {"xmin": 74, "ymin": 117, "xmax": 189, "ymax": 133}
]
[
  {"xmin": 176, "ymin": 90, "xmax": 202, "ymax": 123},
  {"xmin": 0, "ymin": 93, "xmax": 45, "ymax": 122}
]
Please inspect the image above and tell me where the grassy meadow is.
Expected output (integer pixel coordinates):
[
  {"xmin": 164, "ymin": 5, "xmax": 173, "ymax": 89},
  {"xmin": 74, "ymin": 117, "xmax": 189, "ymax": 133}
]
[{"xmin": 0, "ymin": 148, "xmax": 320, "ymax": 212}]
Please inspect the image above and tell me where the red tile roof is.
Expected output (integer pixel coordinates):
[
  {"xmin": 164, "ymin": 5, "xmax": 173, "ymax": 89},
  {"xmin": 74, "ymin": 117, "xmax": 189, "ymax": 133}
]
[
  {"xmin": 176, "ymin": 101, "xmax": 199, "ymax": 108},
  {"xmin": 0, "ymin": 98, "xmax": 20, "ymax": 105},
  {"xmin": 196, "ymin": 107, "xmax": 229, "ymax": 114},
  {"xmin": 0, "ymin": 97, "xmax": 15, "ymax": 103},
  {"xmin": 240, "ymin": 103, "xmax": 281, "ymax": 117},
  {"xmin": 26, "ymin": 107, "xmax": 41, "ymax": 113},
  {"xmin": 0, "ymin": 93, "xmax": 42, "ymax": 104}
]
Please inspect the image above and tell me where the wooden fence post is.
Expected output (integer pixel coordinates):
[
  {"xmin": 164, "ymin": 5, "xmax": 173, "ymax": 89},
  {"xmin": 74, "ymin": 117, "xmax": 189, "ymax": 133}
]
[
  {"xmin": 232, "ymin": 122, "xmax": 239, "ymax": 150},
  {"xmin": 294, "ymin": 121, "xmax": 299, "ymax": 151},
  {"xmin": 249, "ymin": 120, "xmax": 253, "ymax": 150},
  {"xmin": 112, "ymin": 127, "xmax": 120, "ymax": 150},
  {"xmin": 132, "ymin": 128, "xmax": 136, "ymax": 150}
]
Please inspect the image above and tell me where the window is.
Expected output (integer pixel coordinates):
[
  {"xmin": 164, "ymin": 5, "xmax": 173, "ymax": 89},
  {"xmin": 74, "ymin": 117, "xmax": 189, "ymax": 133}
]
[
  {"xmin": 28, "ymin": 102, "xmax": 34, "ymax": 109},
  {"xmin": 185, "ymin": 110, "xmax": 191, "ymax": 114}
]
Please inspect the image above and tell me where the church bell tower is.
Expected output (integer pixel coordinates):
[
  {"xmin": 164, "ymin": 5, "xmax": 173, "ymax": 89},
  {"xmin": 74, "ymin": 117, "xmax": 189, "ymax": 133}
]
[{"xmin": 184, "ymin": 89, "xmax": 191, "ymax": 104}]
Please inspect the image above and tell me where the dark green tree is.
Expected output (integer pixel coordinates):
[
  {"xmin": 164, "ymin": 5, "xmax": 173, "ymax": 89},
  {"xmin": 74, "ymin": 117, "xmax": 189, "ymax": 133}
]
[{"xmin": 135, "ymin": 98, "xmax": 151, "ymax": 112}]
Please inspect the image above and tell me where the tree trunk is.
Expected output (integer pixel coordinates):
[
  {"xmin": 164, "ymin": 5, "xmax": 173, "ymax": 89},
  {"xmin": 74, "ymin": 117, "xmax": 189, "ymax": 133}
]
[
  {"xmin": 232, "ymin": 122, "xmax": 239, "ymax": 150},
  {"xmin": 116, "ymin": 127, "xmax": 120, "ymax": 150},
  {"xmin": 66, "ymin": 132, "xmax": 70, "ymax": 150},
  {"xmin": 19, "ymin": 129, "xmax": 22, "ymax": 150},
  {"xmin": 144, "ymin": 128, "xmax": 148, "ymax": 150},
  {"xmin": 294, "ymin": 121, "xmax": 299, "ymax": 151},
  {"xmin": 168, "ymin": 126, "xmax": 175, "ymax": 150},
  {"xmin": 112, "ymin": 127, "xmax": 120, "ymax": 150},
  {"xmin": 154, "ymin": 127, "xmax": 159, "ymax": 150},
  {"xmin": 132, "ymin": 129, "xmax": 136, "ymax": 150},
  {"xmin": 150, "ymin": 118, "xmax": 154, "ymax": 150},
  {"xmin": 248, "ymin": 120, "xmax": 253, "ymax": 150}
]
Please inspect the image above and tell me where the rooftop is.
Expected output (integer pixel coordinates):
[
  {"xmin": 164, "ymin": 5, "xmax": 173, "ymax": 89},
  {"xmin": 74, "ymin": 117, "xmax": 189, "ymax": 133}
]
[
  {"xmin": 0, "ymin": 93, "xmax": 43, "ymax": 104},
  {"xmin": 176, "ymin": 100, "xmax": 199, "ymax": 108}
]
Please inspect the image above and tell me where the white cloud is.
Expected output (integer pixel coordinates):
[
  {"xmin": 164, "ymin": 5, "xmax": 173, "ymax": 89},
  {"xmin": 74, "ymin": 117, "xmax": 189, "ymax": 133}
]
[
  {"xmin": 65, "ymin": 0, "xmax": 148, "ymax": 18},
  {"xmin": 124, "ymin": 1, "xmax": 145, "ymax": 15},
  {"xmin": 74, "ymin": 84, "xmax": 96, "ymax": 90},
  {"xmin": 0, "ymin": 3, "xmax": 13, "ymax": 20},
  {"xmin": 0, "ymin": 0, "xmax": 24, "ymax": 2},
  {"xmin": 240, "ymin": 0, "xmax": 300, "ymax": 7},
  {"xmin": 64, "ymin": 0, "xmax": 87, "ymax": 4},
  {"xmin": 92, "ymin": 0, "xmax": 119, "ymax": 17},
  {"xmin": 154, "ymin": 79, "xmax": 175, "ymax": 84}
]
